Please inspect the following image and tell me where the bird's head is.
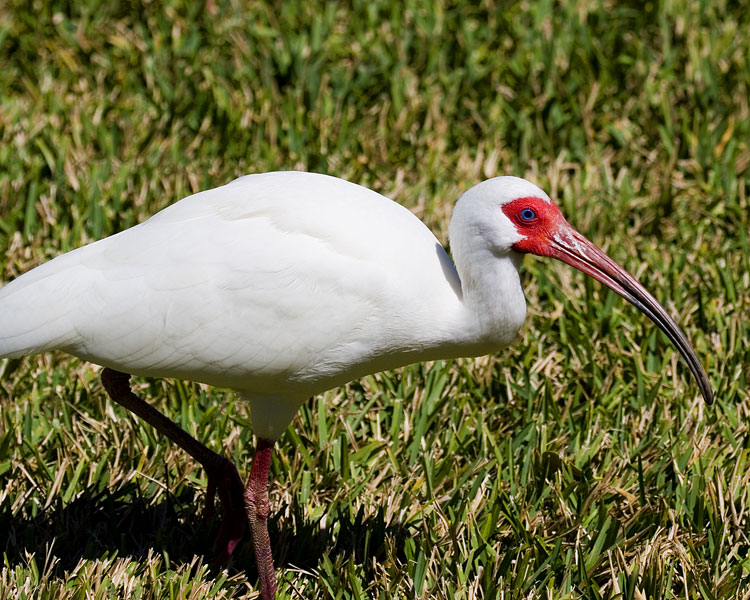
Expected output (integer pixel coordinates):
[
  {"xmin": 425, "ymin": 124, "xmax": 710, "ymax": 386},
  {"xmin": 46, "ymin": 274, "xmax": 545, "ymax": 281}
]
[{"xmin": 451, "ymin": 176, "xmax": 713, "ymax": 404}]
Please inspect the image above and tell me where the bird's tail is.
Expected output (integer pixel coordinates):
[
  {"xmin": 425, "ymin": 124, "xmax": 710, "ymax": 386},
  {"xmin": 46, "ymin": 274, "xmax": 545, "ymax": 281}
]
[{"xmin": 0, "ymin": 254, "xmax": 80, "ymax": 359}]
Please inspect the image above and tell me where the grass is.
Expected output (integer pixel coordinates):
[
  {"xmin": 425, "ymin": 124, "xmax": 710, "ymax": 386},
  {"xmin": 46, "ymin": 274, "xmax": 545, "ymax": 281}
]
[{"xmin": 0, "ymin": 0, "xmax": 749, "ymax": 597}]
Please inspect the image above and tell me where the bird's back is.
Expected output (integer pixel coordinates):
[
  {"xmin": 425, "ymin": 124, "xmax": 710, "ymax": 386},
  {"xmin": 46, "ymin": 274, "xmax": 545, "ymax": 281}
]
[{"xmin": 0, "ymin": 172, "xmax": 472, "ymax": 396}]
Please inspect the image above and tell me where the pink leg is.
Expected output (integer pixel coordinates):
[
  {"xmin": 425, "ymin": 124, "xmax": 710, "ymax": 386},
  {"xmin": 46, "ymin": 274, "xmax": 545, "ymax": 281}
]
[
  {"xmin": 244, "ymin": 438, "xmax": 277, "ymax": 600},
  {"xmin": 101, "ymin": 368, "xmax": 246, "ymax": 560}
]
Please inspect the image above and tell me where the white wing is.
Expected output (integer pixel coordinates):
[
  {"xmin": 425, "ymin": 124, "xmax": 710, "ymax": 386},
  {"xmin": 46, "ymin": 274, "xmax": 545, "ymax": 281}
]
[{"xmin": 0, "ymin": 173, "xmax": 466, "ymax": 396}]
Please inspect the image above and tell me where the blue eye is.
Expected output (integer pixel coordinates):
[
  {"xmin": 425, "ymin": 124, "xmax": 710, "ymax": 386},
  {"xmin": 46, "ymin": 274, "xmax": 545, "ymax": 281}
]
[{"xmin": 520, "ymin": 208, "xmax": 536, "ymax": 221}]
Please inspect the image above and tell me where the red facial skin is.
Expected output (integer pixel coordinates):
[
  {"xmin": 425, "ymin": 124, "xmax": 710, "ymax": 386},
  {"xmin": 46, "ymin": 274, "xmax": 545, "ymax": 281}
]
[
  {"xmin": 500, "ymin": 195, "xmax": 713, "ymax": 405},
  {"xmin": 501, "ymin": 196, "xmax": 566, "ymax": 257}
]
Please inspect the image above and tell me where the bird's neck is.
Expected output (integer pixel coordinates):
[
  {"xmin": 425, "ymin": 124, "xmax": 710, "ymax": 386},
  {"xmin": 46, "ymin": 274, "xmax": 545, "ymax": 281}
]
[{"xmin": 453, "ymin": 247, "xmax": 527, "ymax": 349}]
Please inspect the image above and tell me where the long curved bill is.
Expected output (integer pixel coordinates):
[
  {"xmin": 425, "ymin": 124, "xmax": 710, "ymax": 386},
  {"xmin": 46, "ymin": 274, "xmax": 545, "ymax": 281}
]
[{"xmin": 547, "ymin": 222, "xmax": 713, "ymax": 404}]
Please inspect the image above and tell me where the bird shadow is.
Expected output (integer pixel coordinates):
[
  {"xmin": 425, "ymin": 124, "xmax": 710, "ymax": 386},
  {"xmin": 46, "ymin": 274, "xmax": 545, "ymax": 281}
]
[
  {"xmin": 0, "ymin": 482, "xmax": 209, "ymax": 570},
  {"xmin": 0, "ymin": 480, "xmax": 411, "ymax": 581}
]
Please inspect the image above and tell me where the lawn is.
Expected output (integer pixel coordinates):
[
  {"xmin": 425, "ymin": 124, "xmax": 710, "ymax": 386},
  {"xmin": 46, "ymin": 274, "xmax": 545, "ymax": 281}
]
[{"xmin": 1, "ymin": 0, "xmax": 749, "ymax": 598}]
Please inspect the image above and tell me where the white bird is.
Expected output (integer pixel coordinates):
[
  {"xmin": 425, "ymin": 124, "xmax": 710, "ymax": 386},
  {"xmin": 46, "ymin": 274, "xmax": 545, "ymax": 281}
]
[{"xmin": 0, "ymin": 172, "xmax": 712, "ymax": 600}]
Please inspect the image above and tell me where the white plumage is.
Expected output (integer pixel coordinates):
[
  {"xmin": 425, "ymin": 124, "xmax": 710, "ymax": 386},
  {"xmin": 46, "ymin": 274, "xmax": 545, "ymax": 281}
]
[{"xmin": 0, "ymin": 172, "xmax": 536, "ymax": 438}]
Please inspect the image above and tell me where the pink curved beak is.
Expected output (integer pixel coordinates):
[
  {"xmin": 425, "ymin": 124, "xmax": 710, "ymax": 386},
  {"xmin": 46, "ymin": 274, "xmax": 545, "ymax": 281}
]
[{"xmin": 547, "ymin": 222, "xmax": 713, "ymax": 404}]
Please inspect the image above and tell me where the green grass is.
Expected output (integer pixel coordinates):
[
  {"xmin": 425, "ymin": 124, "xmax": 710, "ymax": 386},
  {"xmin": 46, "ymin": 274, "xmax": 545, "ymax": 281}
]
[{"xmin": 1, "ymin": 0, "xmax": 749, "ymax": 598}]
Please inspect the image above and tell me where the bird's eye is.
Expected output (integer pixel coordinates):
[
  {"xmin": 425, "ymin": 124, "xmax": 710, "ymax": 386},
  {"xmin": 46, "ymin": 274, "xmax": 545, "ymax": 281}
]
[{"xmin": 520, "ymin": 208, "xmax": 536, "ymax": 221}]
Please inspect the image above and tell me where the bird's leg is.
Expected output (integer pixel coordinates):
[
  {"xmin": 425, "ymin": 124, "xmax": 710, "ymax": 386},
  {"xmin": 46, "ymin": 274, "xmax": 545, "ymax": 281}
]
[
  {"xmin": 100, "ymin": 368, "xmax": 246, "ymax": 560},
  {"xmin": 244, "ymin": 437, "xmax": 277, "ymax": 600}
]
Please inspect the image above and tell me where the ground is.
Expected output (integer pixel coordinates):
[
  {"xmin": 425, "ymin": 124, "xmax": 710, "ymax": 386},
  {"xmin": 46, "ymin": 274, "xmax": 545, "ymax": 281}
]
[{"xmin": 0, "ymin": 1, "xmax": 749, "ymax": 598}]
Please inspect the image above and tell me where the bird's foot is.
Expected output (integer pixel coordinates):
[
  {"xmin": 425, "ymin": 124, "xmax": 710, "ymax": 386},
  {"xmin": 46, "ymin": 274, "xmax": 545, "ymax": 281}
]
[{"xmin": 203, "ymin": 454, "xmax": 247, "ymax": 562}]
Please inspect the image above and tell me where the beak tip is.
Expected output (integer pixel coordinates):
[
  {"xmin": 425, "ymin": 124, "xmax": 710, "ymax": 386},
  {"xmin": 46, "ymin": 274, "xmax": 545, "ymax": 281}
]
[{"xmin": 703, "ymin": 387, "xmax": 714, "ymax": 405}]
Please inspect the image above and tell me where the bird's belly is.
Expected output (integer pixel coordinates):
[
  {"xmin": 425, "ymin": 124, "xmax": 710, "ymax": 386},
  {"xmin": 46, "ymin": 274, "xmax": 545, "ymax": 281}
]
[{"xmin": 67, "ymin": 310, "xmax": 510, "ymax": 399}]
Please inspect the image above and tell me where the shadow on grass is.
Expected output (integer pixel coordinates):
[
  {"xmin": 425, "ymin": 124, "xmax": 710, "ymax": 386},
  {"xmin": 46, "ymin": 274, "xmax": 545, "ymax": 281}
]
[{"xmin": 0, "ymin": 481, "xmax": 411, "ymax": 580}]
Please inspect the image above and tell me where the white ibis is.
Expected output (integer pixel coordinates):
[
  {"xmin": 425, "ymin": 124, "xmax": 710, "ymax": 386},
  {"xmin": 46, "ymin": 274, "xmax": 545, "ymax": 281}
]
[{"xmin": 0, "ymin": 172, "xmax": 712, "ymax": 599}]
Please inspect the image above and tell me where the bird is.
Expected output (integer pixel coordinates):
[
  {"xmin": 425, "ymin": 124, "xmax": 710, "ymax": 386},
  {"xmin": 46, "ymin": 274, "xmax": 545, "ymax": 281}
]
[{"xmin": 0, "ymin": 172, "xmax": 713, "ymax": 600}]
